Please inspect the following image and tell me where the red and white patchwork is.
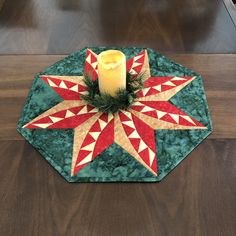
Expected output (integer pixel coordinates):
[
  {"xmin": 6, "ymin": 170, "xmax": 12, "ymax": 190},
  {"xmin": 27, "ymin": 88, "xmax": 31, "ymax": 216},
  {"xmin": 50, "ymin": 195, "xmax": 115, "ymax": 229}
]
[
  {"xmin": 23, "ymin": 104, "xmax": 98, "ymax": 129},
  {"xmin": 126, "ymin": 51, "xmax": 145, "ymax": 75},
  {"xmin": 131, "ymin": 101, "xmax": 204, "ymax": 127},
  {"xmin": 84, "ymin": 49, "xmax": 98, "ymax": 81},
  {"xmin": 136, "ymin": 76, "xmax": 194, "ymax": 98},
  {"xmin": 119, "ymin": 110, "xmax": 157, "ymax": 174},
  {"xmin": 74, "ymin": 113, "xmax": 114, "ymax": 174}
]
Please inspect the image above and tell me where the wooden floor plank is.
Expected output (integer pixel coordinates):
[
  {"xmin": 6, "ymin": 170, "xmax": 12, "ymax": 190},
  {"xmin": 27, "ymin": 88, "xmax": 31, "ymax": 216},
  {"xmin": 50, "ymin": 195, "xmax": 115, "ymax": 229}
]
[
  {"xmin": 0, "ymin": 0, "xmax": 236, "ymax": 54},
  {"xmin": 0, "ymin": 139, "xmax": 235, "ymax": 235}
]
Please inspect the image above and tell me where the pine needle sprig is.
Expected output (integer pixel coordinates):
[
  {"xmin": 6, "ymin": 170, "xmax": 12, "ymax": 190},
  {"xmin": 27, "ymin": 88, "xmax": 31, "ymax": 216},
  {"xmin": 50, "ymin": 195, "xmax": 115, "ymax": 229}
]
[
  {"xmin": 81, "ymin": 72, "xmax": 145, "ymax": 113},
  {"xmin": 83, "ymin": 74, "xmax": 99, "ymax": 98}
]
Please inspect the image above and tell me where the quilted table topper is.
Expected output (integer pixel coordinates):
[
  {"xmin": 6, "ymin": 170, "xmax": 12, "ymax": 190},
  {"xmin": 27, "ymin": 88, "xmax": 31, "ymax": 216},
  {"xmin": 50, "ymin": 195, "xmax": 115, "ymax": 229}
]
[{"xmin": 17, "ymin": 47, "xmax": 212, "ymax": 182}]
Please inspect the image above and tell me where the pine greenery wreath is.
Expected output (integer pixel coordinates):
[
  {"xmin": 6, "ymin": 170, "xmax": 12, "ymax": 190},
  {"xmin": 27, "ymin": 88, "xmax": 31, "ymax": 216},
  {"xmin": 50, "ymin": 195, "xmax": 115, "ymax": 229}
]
[{"xmin": 81, "ymin": 73, "xmax": 145, "ymax": 113}]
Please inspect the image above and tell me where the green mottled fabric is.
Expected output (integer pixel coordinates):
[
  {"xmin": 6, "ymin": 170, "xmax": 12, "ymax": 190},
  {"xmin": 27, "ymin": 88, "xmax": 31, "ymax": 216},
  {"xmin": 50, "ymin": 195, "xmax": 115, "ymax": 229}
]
[{"xmin": 17, "ymin": 47, "xmax": 212, "ymax": 182}]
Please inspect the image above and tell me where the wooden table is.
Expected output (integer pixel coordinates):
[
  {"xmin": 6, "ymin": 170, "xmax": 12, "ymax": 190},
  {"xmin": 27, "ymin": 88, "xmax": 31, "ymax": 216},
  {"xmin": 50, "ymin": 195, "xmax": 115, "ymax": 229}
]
[
  {"xmin": 0, "ymin": 54, "xmax": 235, "ymax": 235},
  {"xmin": 1, "ymin": 0, "xmax": 236, "ymax": 54}
]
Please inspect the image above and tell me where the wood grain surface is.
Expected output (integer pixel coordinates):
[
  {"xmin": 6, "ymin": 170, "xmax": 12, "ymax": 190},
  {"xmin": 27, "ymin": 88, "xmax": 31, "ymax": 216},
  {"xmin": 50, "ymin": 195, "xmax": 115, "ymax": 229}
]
[
  {"xmin": 0, "ymin": 54, "xmax": 236, "ymax": 236},
  {"xmin": 0, "ymin": 0, "xmax": 236, "ymax": 54}
]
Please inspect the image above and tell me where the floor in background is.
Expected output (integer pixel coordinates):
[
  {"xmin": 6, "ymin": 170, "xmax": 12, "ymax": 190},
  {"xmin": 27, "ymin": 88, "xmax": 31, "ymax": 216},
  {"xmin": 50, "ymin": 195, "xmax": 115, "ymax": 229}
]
[{"xmin": 0, "ymin": 0, "xmax": 236, "ymax": 54}]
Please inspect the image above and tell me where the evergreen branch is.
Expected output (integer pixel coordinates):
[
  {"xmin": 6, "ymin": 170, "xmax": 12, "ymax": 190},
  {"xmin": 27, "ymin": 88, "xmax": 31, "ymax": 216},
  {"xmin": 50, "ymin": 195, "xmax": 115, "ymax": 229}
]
[{"xmin": 81, "ymin": 72, "xmax": 145, "ymax": 113}]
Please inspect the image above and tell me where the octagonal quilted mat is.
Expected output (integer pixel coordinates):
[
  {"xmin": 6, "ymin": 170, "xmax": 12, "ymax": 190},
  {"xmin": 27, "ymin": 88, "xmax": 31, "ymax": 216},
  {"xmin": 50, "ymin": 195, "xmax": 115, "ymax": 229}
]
[{"xmin": 17, "ymin": 47, "xmax": 212, "ymax": 182}]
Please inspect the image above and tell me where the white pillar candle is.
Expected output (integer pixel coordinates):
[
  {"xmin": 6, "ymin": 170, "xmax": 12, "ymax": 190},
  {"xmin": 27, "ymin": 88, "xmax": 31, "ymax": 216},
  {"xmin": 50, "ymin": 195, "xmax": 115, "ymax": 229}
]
[{"xmin": 97, "ymin": 50, "xmax": 126, "ymax": 97}]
